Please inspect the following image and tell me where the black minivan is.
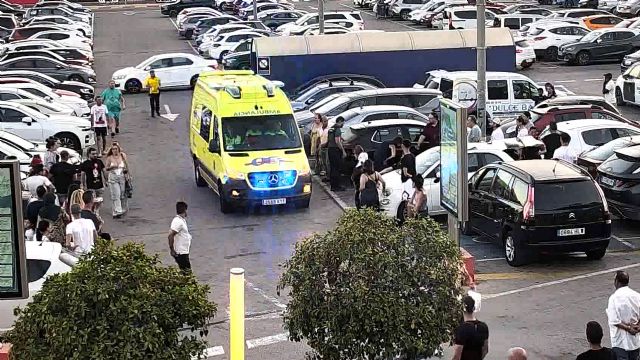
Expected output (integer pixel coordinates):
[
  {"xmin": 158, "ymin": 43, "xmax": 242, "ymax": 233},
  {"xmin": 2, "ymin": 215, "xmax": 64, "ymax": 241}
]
[
  {"xmin": 161, "ymin": 0, "xmax": 214, "ymax": 17},
  {"xmin": 465, "ymin": 159, "xmax": 611, "ymax": 266}
]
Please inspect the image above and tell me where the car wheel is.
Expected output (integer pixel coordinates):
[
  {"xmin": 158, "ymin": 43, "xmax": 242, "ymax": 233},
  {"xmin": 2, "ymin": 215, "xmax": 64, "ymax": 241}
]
[
  {"xmin": 504, "ymin": 231, "xmax": 528, "ymax": 267},
  {"xmin": 400, "ymin": 9, "xmax": 410, "ymax": 19},
  {"xmin": 396, "ymin": 200, "xmax": 408, "ymax": 224},
  {"xmin": 169, "ymin": 9, "xmax": 177, "ymax": 17},
  {"xmin": 194, "ymin": 160, "xmax": 207, "ymax": 187},
  {"xmin": 219, "ymin": 50, "xmax": 229, "ymax": 62},
  {"xmin": 586, "ymin": 248, "xmax": 606, "ymax": 260},
  {"xmin": 545, "ymin": 46, "xmax": 558, "ymax": 61},
  {"xmin": 616, "ymin": 87, "xmax": 626, "ymax": 106},
  {"xmin": 124, "ymin": 79, "xmax": 142, "ymax": 93},
  {"xmin": 218, "ymin": 182, "xmax": 233, "ymax": 214},
  {"xmin": 190, "ymin": 75, "xmax": 199, "ymax": 89},
  {"xmin": 520, "ymin": 61, "xmax": 533, "ymax": 69},
  {"xmin": 240, "ymin": 64, "xmax": 251, "ymax": 70},
  {"xmin": 68, "ymin": 74, "xmax": 85, "ymax": 83},
  {"xmin": 56, "ymin": 132, "xmax": 81, "ymax": 151},
  {"xmin": 576, "ymin": 50, "xmax": 591, "ymax": 66}
]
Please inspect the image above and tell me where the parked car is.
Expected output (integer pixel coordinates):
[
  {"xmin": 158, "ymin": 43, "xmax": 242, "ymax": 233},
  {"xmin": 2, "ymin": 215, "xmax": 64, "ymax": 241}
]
[
  {"xmin": 516, "ymin": 38, "xmax": 536, "ymax": 69},
  {"xmin": 617, "ymin": 0, "xmax": 640, "ymax": 18},
  {"xmin": 258, "ymin": 9, "xmax": 306, "ymax": 29},
  {"xmin": 578, "ymin": 135, "xmax": 640, "ymax": 176},
  {"xmin": 0, "ymin": 129, "xmax": 80, "ymax": 165},
  {"xmin": 559, "ymin": 28, "xmax": 640, "ymax": 65},
  {"xmin": 443, "ymin": 6, "xmax": 498, "ymax": 30},
  {"xmin": 539, "ymin": 119, "xmax": 640, "ymax": 155},
  {"xmin": 111, "ymin": 53, "xmax": 217, "ymax": 93},
  {"xmin": 503, "ymin": 3, "xmax": 539, "ymax": 12},
  {"xmin": 493, "ymin": 13, "xmax": 543, "ymax": 30},
  {"xmin": 276, "ymin": 11, "xmax": 364, "ymax": 35},
  {"xmin": 32, "ymin": 0, "xmax": 90, "ymax": 13},
  {"xmin": 24, "ymin": 7, "xmax": 90, "ymax": 23},
  {"xmin": 9, "ymin": 97, "xmax": 75, "ymax": 116},
  {"xmin": 0, "ymin": 49, "xmax": 89, "ymax": 68},
  {"xmin": 291, "ymin": 80, "xmax": 379, "ymax": 111},
  {"xmin": 207, "ymin": 31, "xmax": 266, "ymax": 61},
  {"xmin": 0, "ymin": 1, "xmax": 23, "ymax": 17},
  {"xmin": 196, "ymin": 23, "xmax": 253, "ymax": 49},
  {"xmin": 0, "ymin": 70, "xmax": 94, "ymax": 101},
  {"xmin": 241, "ymin": 2, "xmax": 292, "ymax": 19},
  {"xmin": 515, "ymin": 7, "xmax": 553, "ymax": 16},
  {"xmin": 176, "ymin": 7, "xmax": 220, "ymax": 24},
  {"xmin": 597, "ymin": 145, "xmax": 640, "ymax": 219},
  {"xmin": 548, "ymin": 8, "xmax": 612, "ymax": 20},
  {"xmin": 290, "ymin": 20, "xmax": 359, "ymax": 35},
  {"xmin": 26, "ymin": 16, "xmax": 93, "ymax": 37},
  {"xmin": 582, "ymin": 14, "xmax": 624, "ymax": 30},
  {"xmin": 615, "ymin": 61, "xmax": 640, "ymax": 105},
  {"xmin": 0, "ymin": 14, "xmax": 18, "ymax": 30},
  {"xmin": 161, "ymin": 0, "xmax": 214, "ymax": 17},
  {"xmin": 0, "ymin": 82, "xmax": 89, "ymax": 116},
  {"xmin": 178, "ymin": 14, "xmax": 219, "ymax": 39},
  {"xmin": 621, "ymin": 48, "xmax": 640, "ymax": 72},
  {"xmin": 465, "ymin": 159, "xmax": 611, "ymax": 266},
  {"xmin": 534, "ymin": 95, "xmax": 620, "ymax": 114},
  {"xmin": 221, "ymin": 49, "xmax": 250, "ymax": 70},
  {"xmin": 341, "ymin": 118, "xmax": 425, "ymax": 159},
  {"xmin": 26, "ymin": 31, "xmax": 92, "ymax": 53},
  {"xmin": 390, "ymin": 0, "xmax": 429, "ymax": 20},
  {"xmin": 0, "ymin": 57, "xmax": 96, "ymax": 84}
]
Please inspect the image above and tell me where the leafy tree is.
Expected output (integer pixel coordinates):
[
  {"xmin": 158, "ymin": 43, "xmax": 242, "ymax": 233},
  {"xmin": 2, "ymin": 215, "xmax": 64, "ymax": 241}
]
[
  {"xmin": 3, "ymin": 240, "xmax": 216, "ymax": 360},
  {"xmin": 278, "ymin": 209, "xmax": 463, "ymax": 360}
]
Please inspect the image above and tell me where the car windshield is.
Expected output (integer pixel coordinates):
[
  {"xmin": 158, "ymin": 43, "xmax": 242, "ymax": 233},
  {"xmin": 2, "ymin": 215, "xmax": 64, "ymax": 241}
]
[
  {"xmin": 529, "ymin": 27, "xmax": 543, "ymax": 35},
  {"xmin": 221, "ymin": 114, "xmax": 302, "ymax": 151},
  {"xmin": 584, "ymin": 137, "xmax": 639, "ymax": 161},
  {"xmin": 535, "ymin": 181, "xmax": 602, "ymax": 210},
  {"xmin": 416, "ymin": 146, "xmax": 440, "ymax": 175},
  {"xmin": 601, "ymin": 153, "xmax": 640, "ymax": 174},
  {"xmin": 580, "ymin": 31, "xmax": 601, "ymax": 42}
]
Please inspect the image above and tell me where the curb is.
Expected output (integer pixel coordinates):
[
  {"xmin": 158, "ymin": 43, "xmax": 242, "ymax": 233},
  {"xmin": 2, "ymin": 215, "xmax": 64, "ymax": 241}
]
[{"xmin": 312, "ymin": 174, "xmax": 350, "ymax": 211}]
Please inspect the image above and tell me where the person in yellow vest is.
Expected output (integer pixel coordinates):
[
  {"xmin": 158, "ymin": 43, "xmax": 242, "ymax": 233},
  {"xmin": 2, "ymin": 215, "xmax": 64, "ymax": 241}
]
[{"xmin": 144, "ymin": 70, "xmax": 161, "ymax": 118}]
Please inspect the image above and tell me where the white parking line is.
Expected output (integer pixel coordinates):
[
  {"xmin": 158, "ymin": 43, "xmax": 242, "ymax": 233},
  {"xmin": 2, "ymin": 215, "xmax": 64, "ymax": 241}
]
[
  {"xmin": 554, "ymin": 80, "xmax": 576, "ymax": 83},
  {"xmin": 612, "ymin": 235, "xmax": 635, "ymax": 249},
  {"xmin": 245, "ymin": 280, "xmax": 287, "ymax": 309},
  {"xmin": 583, "ymin": 78, "xmax": 602, "ymax": 82},
  {"xmin": 169, "ymin": 17, "xmax": 178, "ymax": 30},
  {"xmin": 194, "ymin": 346, "xmax": 225, "ymax": 359},
  {"xmin": 246, "ymin": 332, "xmax": 289, "ymax": 349}
]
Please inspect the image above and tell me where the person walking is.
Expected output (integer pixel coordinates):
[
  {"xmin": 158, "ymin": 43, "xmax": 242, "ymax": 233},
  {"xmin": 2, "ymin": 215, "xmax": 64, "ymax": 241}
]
[
  {"xmin": 43, "ymin": 137, "xmax": 59, "ymax": 172},
  {"xmin": 80, "ymin": 147, "xmax": 106, "ymax": 198},
  {"xmin": 327, "ymin": 116, "xmax": 347, "ymax": 191},
  {"xmin": 606, "ymin": 271, "xmax": 640, "ymax": 360},
  {"xmin": 81, "ymin": 190, "xmax": 109, "ymax": 240},
  {"xmin": 417, "ymin": 111, "xmax": 440, "ymax": 152},
  {"xmin": 101, "ymin": 80, "xmax": 126, "ymax": 136},
  {"xmin": 168, "ymin": 201, "xmax": 192, "ymax": 272},
  {"xmin": 104, "ymin": 143, "xmax": 129, "ymax": 218},
  {"xmin": 145, "ymin": 70, "xmax": 161, "ymax": 117},
  {"xmin": 65, "ymin": 203, "xmax": 97, "ymax": 255},
  {"xmin": 467, "ymin": 115, "xmax": 482, "ymax": 143},
  {"xmin": 358, "ymin": 159, "xmax": 385, "ymax": 210},
  {"xmin": 507, "ymin": 348, "xmax": 527, "ymax": 360},
  {"xmin": 553, "ymin": 133, "xmax": 577, "ymax": 163},
  {"xmin": 577, "ymin": 321, "xmax": 617, "ymax": 360},
  {"xmin": 49, "ymin": 150, "xmax": 78, "ymax": 206},
  {"xmin": 400, "ymin": 139, "xmax": 416, "ymax": 184},
  {"xmin": 452, "ymin": 295, "xmax": 489, "ymax": 360},
  {"xmin": 90, "ymin": 96, "xmax": 109, "ymax": 155},
  {"xmin": 603, "ymin": 73, "xmax": 616, "ymax": 105},
  {"xmin": 352, "ymin": 145, "xmax": 368, "ymax": 209}
]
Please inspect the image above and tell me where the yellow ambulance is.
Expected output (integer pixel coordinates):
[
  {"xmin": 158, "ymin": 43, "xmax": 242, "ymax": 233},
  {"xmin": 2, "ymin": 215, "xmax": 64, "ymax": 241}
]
[{"xmin": 189, "ymin": 70, "xmax": 312, "ymax": 213}]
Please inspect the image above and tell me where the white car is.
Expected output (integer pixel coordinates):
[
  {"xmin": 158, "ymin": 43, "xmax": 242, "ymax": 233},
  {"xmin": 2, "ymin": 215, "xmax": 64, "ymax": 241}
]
[
  {"xmin": 177, "ymin": 7, "xmax": 221, "ymax": 25},
  {"xmin": 0, "ymin": 130, "xmax": 81, "ymax": 166},
  {"xmin": 0, "ymin": 242, "xmax": 74, "ymax": 330},
  {"xmin": 27, "ymin": 31, "xmax": 92, "ymax": 53},
  {"xmin": 540, "ymin": 119, "xmax": 640, "ymax": 156},
  {"xmin": 443, "ymin": 6, "xmax": 497, "ymax": 30},
  {"xmin": 0, "ymin": 39, "xmax": 65, "ymax": 53},
  {"xmin": 29, "ymin": 16, "xmax": 93, "ymax": 37},
  {"xmin": 240, "ymin": 2, "xmax": 292, "ymax": 19},
  {"xmin": 0, "ymin": 83, "xmax": 90, "ymax": 117},
  {"xmin": 381, "ymin": 142, "xmax": 516, "ymax": 220},
  {"xmin": 9, "ymin": 98, "xmax": 76, "ymax": 117},
  {"xmin": 276, "ymin": 11, "xmax": 364, "ymax": 35},
  {"xmin": 304, "ymin": 27, "xmax": 352, "ymax": 35},
  {"xmin": 207, "ymin": 31, "xmax": 267, "ymax": 61},
  {"xmin": 291, "ymin": 20, "xmax": 360, "ymax": 35},
  {"xmin": 525, "ymin": 21, "xmax": 591, "ymax": 60},
  {"xmin": 111, "ymin": 53, "xmax": 218, "ymax": 93},
  {"xmin": 0, "ymin": 101, "xmax": 94, "ymax": 150},
  {"xmin": 198, "ymin": 24, "xmax": 253, "ymax": 53},
  {"xmin": 515, "ymin": 38, "xmax": 536, "ymax": 69},
  {"xmin": 615, "ymin": 61, "xmax": 640, "ymax": 106}
]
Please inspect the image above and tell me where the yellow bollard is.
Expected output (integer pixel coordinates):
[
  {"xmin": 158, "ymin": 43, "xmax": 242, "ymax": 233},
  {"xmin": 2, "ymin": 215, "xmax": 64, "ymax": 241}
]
[{"xmin": 229, "ymin": 268, "xmax": 245, "ymax": 360}]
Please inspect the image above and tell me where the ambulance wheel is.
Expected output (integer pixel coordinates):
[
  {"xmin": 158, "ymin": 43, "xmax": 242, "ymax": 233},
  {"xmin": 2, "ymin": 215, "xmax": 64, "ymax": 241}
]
[
  {"xmin": 194, "ymin": 161, "xmax": 206, "ymax": 187},
  {"xmin": 218, "ymin": 182, "xmax": 233, "ymax": 214},
  {"xmin": 295, "ymin": 198, "xmax": 310, "ymax": 209},
  {"xmin": 616, "ymin": 87, "xmax": 625, "ymax": 106}
]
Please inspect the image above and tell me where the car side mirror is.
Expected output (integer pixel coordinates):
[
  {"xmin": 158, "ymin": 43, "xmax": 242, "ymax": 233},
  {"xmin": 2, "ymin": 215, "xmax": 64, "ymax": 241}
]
[
  {"xmin": 143, "ymin": 66, "xmax": 151, "ymax": 71},
  {"xmin": 434, "ymin": 171, "xmax": 440, "ymax": 183},
  {"xmin": 21, "ymin": 116, "xmax": 32, "ymax": 124},
  {"xmin": 208, "ymin": 139, "xmax": 220, "ymax": 153},
  {"xmin": 596, "ymin": 38, "xmax": 603, "ymax": 43},
  {"xmin": 305, "ymin": 98, "xmax": 316, "ymax": 105},
  {"xmin": 44, "ymin": 96, "xmax": 52, "ymax": 102}
]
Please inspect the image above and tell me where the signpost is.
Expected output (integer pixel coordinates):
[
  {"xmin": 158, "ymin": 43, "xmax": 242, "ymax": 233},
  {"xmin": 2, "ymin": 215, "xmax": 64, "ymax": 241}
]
[
  {"xmin": 0, "ymin": 161, "xmax": 27, "ymax": 300},
  {"xmin": 439, "ymin": 99, "xmax": 468, "ymax": 246}
]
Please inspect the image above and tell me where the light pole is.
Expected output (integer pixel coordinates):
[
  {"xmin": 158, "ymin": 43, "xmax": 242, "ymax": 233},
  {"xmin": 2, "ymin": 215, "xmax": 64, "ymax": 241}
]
[
  {"xmin": 253, "ymin": 0, "xmax": 258, "ymax": 21},
  {"xmin": 319, "ymin": 0, "xmax": 325, "ymax": 34},
  {"xmin": 476, "ymin": 0, "xmax": 487, "ymax": 137}
]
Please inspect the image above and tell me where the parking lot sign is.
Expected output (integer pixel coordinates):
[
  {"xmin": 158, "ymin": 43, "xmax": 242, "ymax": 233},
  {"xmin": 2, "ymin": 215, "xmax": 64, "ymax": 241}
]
[{"xmin": 0, "ymin": 161, "xmax": 27, "ymax": 300}]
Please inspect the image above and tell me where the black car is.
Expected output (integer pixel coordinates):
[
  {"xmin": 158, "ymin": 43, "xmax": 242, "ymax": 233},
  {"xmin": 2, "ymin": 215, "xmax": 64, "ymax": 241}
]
[
  {"xmin": 578, "ymin": 136, "xmax": 640, "ymax": 177},
  {"xmin": 0, "ymin": 57, "xmax": 95, "ymax": 84},
  {"xmin": 558, "ymin": 28, "xmax": 640, "ymax": 66},
  {"xmin": 0, "ymin": 49, "xmax": 89, "ymax": 68},
  {"xmin": 0, "ymin": 69, "xmax": 94, "ymax": 100},
  {"xmin": 222, "ymin": 50, "xmax": 250, "ymax": 70},
  {"xmin": 161, "ymin": 0, "xmax": 214, "ymax": 17},
  {"xmin": 0, "ymin": 14, "xmax": 18, "ymax": 30},
  {"xmin": 192, "ymin": 14, "xmax": 240, "ymax": 37},
  {"xmin": 465, "ymin": 160, "xmax": 611, "ymax": 266},
  {"xmin": 622, "ymin": 49, "xmax": 640, "ymax": 73},
  {"xmin": 342, "ymin": 119, "xmax": 425, "ymax": 163},
  {"xmin": 597, "ymin": 145, "xmax": 640, "ymax": 220},
  {"xmin": 0, "ymin": 2, "xmax": 23, "ymax": 17},
  {"xmin": 48, "ymin": 47, "xmax": 93, "ymax": 65},
  {"xmin": 259, "ymin": 10, "xmax": 305, "ymax": 29}
]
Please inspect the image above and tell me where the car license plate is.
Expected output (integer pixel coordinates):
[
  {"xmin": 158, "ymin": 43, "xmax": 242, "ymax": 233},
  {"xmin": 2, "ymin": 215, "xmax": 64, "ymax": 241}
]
[
  {"xmin": 558, "ymin": 228, "xmax": 585, "ymax": 236},
  {"xmin": 600, "ymin": 176, "xmax": 615, "ymax": 187},
  {"xmin": 262, "ymin": 198, "xmax": 286, "ymax": 206}
]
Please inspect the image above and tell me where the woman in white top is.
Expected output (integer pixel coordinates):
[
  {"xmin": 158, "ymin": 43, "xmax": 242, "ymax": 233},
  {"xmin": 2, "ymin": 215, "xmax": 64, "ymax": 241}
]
[{"xmin": 105, "ymin": 143, "xmax": 129, "ymax": 218}]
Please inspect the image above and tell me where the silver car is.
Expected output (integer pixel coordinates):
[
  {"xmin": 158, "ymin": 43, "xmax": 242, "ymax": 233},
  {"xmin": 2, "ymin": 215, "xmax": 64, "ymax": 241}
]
[{"xmin": 291, "ymin": 80, "xmax": 379, "ymax": 111}]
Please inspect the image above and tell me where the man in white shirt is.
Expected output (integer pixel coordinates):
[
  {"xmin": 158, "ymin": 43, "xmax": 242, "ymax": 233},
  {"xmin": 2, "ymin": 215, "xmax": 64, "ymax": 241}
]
[
  {"xmin": 168, "ymin": 201, "xmax": 192, "ymax": 272},
  {"xmin": 90, "ymin": 96, "xmax": 109, "ymax": 155},
  {"xmin": 552, "ymin": 133, "xmax": 578, "ymax": 163},
  {"xmin": 65, "ymin": 204, "xmax": 97, "ymax": 255},
  {"xmin": 607, "ymin": 271, "xmax": 640, "ymax": 360},
  {"xmin": 23, "ymin": 164, "xmax": 54, "ymax": 199},
  {"xmin": 604, "ymin": 73, "xmax": 616, "ymax": 105},
  {"xmin": 490, "ymin": 119, "xmax": 504, "ymax": 142}
]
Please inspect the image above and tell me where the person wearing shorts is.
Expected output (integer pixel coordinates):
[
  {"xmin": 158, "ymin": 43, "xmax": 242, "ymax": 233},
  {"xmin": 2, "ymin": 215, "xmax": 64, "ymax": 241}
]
[
  {"xmin": 101, "ymin": 80, "xmax": 125, "ymax": 137},
  {"xmin": 90, "ymin": 97, "xmax": 109, "ymax": 155}
]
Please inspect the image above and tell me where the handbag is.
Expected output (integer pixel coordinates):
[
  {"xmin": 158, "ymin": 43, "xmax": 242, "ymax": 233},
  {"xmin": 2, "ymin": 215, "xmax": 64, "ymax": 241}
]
[{"xmin": 125, "ymin": 176, "xmax": 133, "ymax": 198}]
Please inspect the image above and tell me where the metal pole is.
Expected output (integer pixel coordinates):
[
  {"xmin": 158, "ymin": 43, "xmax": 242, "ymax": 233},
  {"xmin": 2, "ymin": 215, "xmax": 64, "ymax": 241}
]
[
  {"xmin": 319, "ymin": 0, "xmax": 325, "ymax": 34},
  {"xmin": 253, "ymin": 0, "xmax": 257, "ymax": 21},
  {"xmin": 476, "ymin": 0, "xmax": 487, "ymax": 138},
  {"xmin": 230, "ymin": 268, "xmax": 245, "ymax": 360}
]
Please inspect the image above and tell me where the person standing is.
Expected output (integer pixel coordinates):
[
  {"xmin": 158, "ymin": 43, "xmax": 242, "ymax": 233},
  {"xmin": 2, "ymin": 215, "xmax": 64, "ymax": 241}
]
[
  {"xmin": 81, "ymin": 190, "xmax": 109, "ymax": 241},
  {"xmin": 23, "ymin": 164, "xmax": 54, "ymax": 199},
  {"xmin": 144, "ymin": 70, "xmax": 161, "ymax": 117},
  {"xmin": 352, "ymin": 145, "xmax": 368, "ymax": 209},
  {"xmin": 603, "ymin": 73, "xmax": 616, "ymax": 105},
  {"xmin": 400, "ymin": 139, "xmax": 416, "ymax": 184},
  {"xmin": 80, "ymin": 147, "xmax": 106, "ymax": 197},
  {"xmin": 544, "ymin": 83, "xmax": 557, "ymax": 100},
  {"xmin": 49, "ymin": 150, "xmax": 78, "ymax": 206},
  {"xmin": 607, "ymin": 271, "xmax": 640, "ymax": 360},
  {"xmin": 452, "ymin": 295, "xmax": 489, "ymax": 360},
  {"xmin": 65, "ymin": 203, "xmax": 97, "ymax": 255},
  {"xmin": 359, "ymin": 159, "xmax": 385, "ymax": 210},
  {"xmin": 310, "ymin": 114, "xmax": 323, "ymax": 172},
  {"xmin": 319, "ymin": 115, "xmax": 330, "ymax": 178},
  {"xmin": 467, "ymin": 115, "xmax": 482, "ymax": 143},
  {"xmin": 168, "ymin": 201, "xmax": 192, "ymax": 272},
  {"xmin": 105, "ymin": 143, "xmax": 129, "ymax": 218},
  {"xmin": 37, "ymin": 192, "xmax": 67, "ymax": 245},
  {"xmin": 101, "ymin": 80, "xmax": 126, "ymax": 136},
  {"xmin": 490, "ymin": 119, "xmax": 505, "ymax": 141},
  {"xmin": 327, "ymin": 116, "xmax": 347, "ymax": 191},
  {"xmin": 90, "ymin": 97, "xmax": 109, "ymax": 155},
  {"xmin": 515, "ymin": 115, "xmax": 532, "ymax": 139},
  {"xmin": 43, "ymin": 137, "xmax": 59, "ymax": 172},
  {"xmin": 553, "ymin": 133, "xmax": 578, "ymax": 163},
  {"xmin": 576, "ymin": 321, "xmax": 617, "ymax": 360},
  {"xmin": 25, "ymin": 185, "xmax": 47, "ymax": 228},
  {"xmin": 417, "ymin": 111, "xmax": 440, "ymax": 152}
]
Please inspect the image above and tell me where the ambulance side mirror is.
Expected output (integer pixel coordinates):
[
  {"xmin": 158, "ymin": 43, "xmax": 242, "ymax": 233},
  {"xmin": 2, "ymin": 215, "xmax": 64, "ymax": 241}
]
[{"xmin": 208, "ymin": 139, "xmax": 220, "ymax": 153}]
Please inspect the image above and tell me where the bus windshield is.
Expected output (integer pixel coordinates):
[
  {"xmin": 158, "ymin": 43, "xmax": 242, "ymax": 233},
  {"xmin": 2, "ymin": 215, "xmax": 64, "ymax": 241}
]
[{"xmin": 221, "ymin": 114, "xmax": 302, "ymax": 151}]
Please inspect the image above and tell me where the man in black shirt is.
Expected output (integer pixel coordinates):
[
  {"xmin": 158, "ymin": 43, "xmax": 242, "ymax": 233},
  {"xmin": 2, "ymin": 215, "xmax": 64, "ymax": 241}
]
[
  {"xmin": 453, "ymin": 295, "xmax": 489, "ymax": 360},
  {"xmin": 25, "ymin": 185, "xmax": 46, "ymax": 227},
  {"xmin": 80, "ymin": 190, "xmax": 110, "ymax": 240},
  {"xmin": 327, "ymin": 116, "xmax": 346, "ymax": 191},
  {"xmin": 80, "ymin": 147, "xmax": 106, "ymax": 197},
  {"xmin": 400, "ymin": 139, "xmax": 416, "ymax": 183},
  {"xmin": 576, "ymin": 321, "xmax": 617, "ymax": 360},
  {"xmin": 49, "ymin": 151, "xmax": 78, "ymax": 205}
]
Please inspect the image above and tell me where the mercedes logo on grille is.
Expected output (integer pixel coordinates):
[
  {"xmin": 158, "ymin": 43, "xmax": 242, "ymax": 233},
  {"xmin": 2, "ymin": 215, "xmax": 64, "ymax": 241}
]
[{"xmin": 268, "ymin": 174, "xmax": 279, "ymax": 185}]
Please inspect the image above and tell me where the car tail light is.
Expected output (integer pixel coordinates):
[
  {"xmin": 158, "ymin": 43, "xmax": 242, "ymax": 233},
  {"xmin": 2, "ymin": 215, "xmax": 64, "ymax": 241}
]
[
  {"xmin": 522, "ymin": 185, "xmax": 535, "ymax": 222},
  {"xmin": 615, "ymin": 179, "xmax": 637, "ymax": 188},
  {"xmin": 448, "ymin": 17, "xmax": 452, "ymax": 30},
  {"xmin": 533, "ymin": 36, "xmax": 546, "ymax": 41},
  {"xmin": 593, "ymin": 181, "xmax": 611, "ymax": 223}
]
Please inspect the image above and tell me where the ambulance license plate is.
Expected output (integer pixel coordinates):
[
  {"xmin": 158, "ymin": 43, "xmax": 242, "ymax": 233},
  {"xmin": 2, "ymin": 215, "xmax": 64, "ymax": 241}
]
[{"xmin": 262, "ymin": 198, "xmax": 286, "ymax": 205}]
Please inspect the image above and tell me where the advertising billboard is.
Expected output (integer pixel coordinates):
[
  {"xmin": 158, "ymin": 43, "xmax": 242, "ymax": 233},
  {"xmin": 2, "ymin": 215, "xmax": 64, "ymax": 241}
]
[
  {"xmin": 0, "ymin": 161, "xmax": 27, "ymax": 300},
  {"xmin": 439, "ymin": 98, "xmax": 468, "ymax": 222}
]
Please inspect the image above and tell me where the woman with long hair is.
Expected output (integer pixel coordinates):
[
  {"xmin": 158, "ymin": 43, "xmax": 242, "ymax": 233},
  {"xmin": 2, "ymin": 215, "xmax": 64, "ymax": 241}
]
[
  {"xmin": 359, "ymin": 159, "xmax": 385, "ymax": 210},
  {"xmin": 352, "ymin": 145, "xmax": 368, "ymax": 209},
  {"xmin": 38, "ymin": 192, "xmax": 66, "ymax": 245},
  {"xmin": 407, "ymin": 175, "xmax": 427, "ymax": 218},
  {"xmin": 104, "ymin": 143, "xmax": 129, "ymax": 218},
  {"xmin": 35, "ymin": 220, "xmax": 50, "ymax": 242},
  {"xmin": 64, "ymin": 183, "xmax": 81, "ymax": 215}
]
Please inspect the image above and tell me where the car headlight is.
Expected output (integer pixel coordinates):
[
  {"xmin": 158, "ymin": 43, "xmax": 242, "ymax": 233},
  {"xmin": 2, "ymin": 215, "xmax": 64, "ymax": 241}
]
[
  {"xmin": 565, "ymin": 47, "xmax": 575, "ymax": 52},
  {"xmin": 624, "ymin": 59, "xmax": 633, "ymax": 65},
  {"xmin": 225, "ymin": 169, "xmax": 245, "ymax": 181},
  {"xmin": 113, "ymin": 75, "xmax": 126, "ymax": 80},
  {"xmin": 80, "ymin": 88, "xmax": 92, "ymax": 93}
]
